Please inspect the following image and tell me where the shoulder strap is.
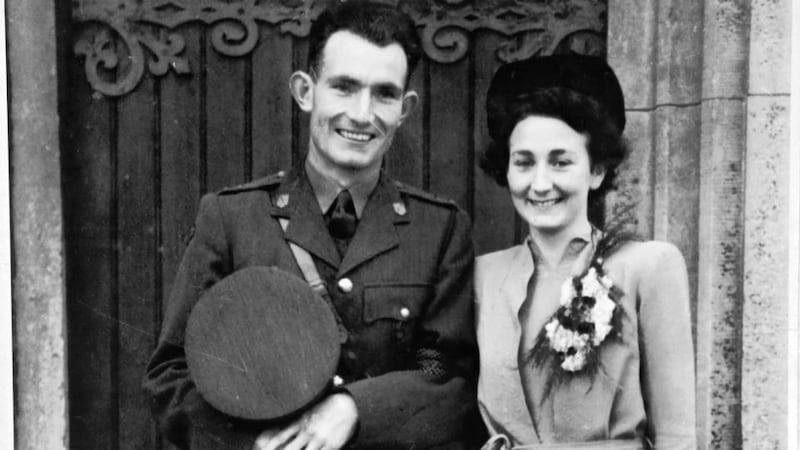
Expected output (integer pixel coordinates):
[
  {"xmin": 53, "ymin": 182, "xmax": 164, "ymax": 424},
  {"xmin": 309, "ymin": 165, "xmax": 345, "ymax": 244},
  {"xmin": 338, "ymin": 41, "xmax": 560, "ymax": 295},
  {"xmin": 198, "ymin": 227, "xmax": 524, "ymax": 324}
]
[{"xmin": 278, "ymin": 218, "xmax": 348, "ymax": 344}]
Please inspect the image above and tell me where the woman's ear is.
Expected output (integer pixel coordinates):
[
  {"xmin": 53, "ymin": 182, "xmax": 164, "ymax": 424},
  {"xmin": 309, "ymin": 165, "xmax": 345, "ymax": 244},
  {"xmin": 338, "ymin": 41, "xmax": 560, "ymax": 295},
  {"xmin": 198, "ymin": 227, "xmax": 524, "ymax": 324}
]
[
  {"xmin": 590, "ymin": 165, "xmax": 607, "ymax": 190},
  {"xmin": 398, "ymin": 90, "xmax": 419, "ymax": 125},
  {"xmin": 289, "ymin": 71, "xmax": 314, "ymax": 112}
]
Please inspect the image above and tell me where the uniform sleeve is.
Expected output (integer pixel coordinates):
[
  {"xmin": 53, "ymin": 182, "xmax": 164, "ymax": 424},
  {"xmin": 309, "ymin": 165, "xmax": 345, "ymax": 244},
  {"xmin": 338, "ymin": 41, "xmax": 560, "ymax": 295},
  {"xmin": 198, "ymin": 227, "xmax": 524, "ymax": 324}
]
[
  {"xmin": 345, "ymin": 207, "xmax": 480, "ymax": 449},
  {"xmin": 142, "ymin": 194, "xmax": 259, "ymax": 450},
  {"xmin": 637, "ymin": 243, "xmax": 697, "ymax": 449}
]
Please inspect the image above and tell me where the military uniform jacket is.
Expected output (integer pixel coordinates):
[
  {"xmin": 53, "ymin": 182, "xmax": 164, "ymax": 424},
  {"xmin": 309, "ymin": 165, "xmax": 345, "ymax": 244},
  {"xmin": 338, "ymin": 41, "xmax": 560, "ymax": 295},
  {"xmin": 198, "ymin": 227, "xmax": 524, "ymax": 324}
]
[{"xmin": 143, "ymin": 168, "xmax": 478, "ymax": 449}]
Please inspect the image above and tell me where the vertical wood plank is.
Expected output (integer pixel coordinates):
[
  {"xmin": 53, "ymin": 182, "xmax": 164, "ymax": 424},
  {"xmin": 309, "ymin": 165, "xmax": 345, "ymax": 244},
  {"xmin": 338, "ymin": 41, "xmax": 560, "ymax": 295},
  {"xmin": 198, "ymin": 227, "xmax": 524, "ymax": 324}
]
[
  {"xmin": 116, "ymin": 71, "xmax": 159, "ymax": 449},
  {"xmin": 252, "ymin": 26, "xmax": 294, "ymax": 177},
  {"xmin": 205, "ymin": 39, "xmax": 248, "ymax": 191},
  {"xmin": 471, "ymin": 32, "xmax": 517, "ymax": 255},
  {"xmin": 63, "ymin": 25, "xmax": 116, "ymax": 448},
  {"xmin": 293, "ymin": 39, "xmax": 310, "ymax": 162},
  {"xmin": 158, "ymin": 25, "xmax": 205, "ymax": 449},
  {"xmin": 428, "ymin": 57, "xmax": 472, "ymax": 211},
  {"xmin": 161, "ymin": 25, "xmax": 203, "ymax": 315},
  {"xmin": 385, "ymin": 57, "xmax": 426, "ymax": 187}
]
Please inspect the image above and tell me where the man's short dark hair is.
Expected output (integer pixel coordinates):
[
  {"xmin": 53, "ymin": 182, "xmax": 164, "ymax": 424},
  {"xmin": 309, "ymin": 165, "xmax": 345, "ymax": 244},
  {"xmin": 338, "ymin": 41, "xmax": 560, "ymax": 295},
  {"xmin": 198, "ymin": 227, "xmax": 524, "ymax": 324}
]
[{"xmin": 308, "ymin": 0, "xmax": 422, "ymax": 87}]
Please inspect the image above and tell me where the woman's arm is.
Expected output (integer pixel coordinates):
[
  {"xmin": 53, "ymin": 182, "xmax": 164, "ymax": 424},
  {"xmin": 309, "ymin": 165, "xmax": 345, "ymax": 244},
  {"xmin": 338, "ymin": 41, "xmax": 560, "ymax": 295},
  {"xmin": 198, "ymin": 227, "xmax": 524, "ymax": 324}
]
[{"xmin": 637, "ymin": 242, "xmax": 697, "ymax": 449}]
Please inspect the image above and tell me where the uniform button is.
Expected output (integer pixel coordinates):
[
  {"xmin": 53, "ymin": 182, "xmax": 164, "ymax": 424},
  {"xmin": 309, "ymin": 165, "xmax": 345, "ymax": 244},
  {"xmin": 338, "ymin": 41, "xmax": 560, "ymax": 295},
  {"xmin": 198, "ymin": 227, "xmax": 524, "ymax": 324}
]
[
  {"xmin": 400, "ymin": 307, "xmax": 410, "ymax": 319},
  {"xmin": 346, "ymin": 351, "xmax": 357, "ymax": 360},
  {"xmin": 337, "ymin": 278, "xmax": 353, "ymax": 293},
  {"xmin": 333, "ymin": 375, "xmax": 344, "ymax": 386}
]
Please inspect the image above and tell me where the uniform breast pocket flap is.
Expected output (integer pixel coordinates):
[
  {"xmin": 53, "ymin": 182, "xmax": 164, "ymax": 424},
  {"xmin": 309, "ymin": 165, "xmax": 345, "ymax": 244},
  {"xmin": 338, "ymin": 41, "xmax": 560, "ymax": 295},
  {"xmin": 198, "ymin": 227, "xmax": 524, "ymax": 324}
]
[{"xmin": 362, "ymin": 284, "xmax": 431, "ymax": 323}]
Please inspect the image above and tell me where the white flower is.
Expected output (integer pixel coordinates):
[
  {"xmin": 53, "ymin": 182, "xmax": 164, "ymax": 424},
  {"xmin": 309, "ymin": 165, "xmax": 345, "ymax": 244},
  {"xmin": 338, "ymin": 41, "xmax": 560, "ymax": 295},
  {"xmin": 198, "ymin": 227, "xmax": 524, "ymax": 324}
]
[
  {"xmin": 581, "ymin": 268, "xmax": 603, "ymax": 298},
  {"xmin": 590, "ymin": 294, "xmax": 616, "ymax": 344},
  {"xmin": 600, "ymin": 274, "xmax": 614, "ymax": 289},
  {"xmin": 559, "ymin": 278, "xmax": 576, "ymax": 306},
  {"xmin": 546, "ymin": 321, "xmax": 587, "ymax": 353},
  {"xmin": 561, "ymin": 348, "xmax": 588, "ymax": 371}
]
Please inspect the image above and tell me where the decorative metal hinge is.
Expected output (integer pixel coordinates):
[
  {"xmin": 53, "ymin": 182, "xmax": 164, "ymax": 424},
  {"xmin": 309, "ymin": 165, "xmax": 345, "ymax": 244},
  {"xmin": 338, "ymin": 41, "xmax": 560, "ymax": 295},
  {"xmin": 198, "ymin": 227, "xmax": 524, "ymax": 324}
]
[{"xmin": 73, "ymin": 0, "xmax": 606, "ymax": 97}]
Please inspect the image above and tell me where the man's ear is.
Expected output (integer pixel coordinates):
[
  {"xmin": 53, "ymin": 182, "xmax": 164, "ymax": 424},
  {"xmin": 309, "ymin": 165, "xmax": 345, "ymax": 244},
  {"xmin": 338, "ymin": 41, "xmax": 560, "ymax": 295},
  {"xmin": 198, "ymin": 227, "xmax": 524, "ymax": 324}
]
[
  {"xmin": 398, "ymin": 90, "xmax": 419, "ymax": 124},
  {"xmin": 289, "ymin": 71, "xmax": 314, "ymax": 112}
]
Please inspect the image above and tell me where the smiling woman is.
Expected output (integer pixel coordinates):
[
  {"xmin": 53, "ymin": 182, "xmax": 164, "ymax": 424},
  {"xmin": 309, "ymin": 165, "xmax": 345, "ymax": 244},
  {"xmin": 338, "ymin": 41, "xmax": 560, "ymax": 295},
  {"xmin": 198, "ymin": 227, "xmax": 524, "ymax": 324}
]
[{"xmin": 474, "ymin": 55, "xmax": 697, "ymax": 449}]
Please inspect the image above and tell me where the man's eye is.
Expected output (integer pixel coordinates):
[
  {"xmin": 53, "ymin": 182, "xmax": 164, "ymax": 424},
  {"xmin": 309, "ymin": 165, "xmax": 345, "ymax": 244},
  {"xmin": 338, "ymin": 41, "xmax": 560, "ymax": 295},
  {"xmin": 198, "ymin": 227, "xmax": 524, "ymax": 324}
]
[
  {"xmin": 376, "ymin": 88, "xmax": 400, "ymax": 100},
  {"xmin": 332, "ymin": 83, "xmax": 356, "ymax": 94}
]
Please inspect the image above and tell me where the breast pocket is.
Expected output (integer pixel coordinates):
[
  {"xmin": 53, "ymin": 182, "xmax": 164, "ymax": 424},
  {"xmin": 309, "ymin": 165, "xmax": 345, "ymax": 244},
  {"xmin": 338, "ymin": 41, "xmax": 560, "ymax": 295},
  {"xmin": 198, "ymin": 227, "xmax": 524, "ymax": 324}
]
[{"xmin": 362, "ymin": 284, "xmax": 431, "ymax": 352}]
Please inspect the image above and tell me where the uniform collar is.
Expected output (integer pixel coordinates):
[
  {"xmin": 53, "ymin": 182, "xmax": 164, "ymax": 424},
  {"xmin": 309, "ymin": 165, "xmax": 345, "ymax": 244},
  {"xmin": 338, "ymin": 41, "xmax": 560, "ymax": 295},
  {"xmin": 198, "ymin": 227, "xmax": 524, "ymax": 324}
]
[
  {"xmin": 304, "ymin": 158, "xmax": 379, "ymax": 219},
  {"xmin": 269, "ymin": 166, "xmax": 408, "ymax": 274}
]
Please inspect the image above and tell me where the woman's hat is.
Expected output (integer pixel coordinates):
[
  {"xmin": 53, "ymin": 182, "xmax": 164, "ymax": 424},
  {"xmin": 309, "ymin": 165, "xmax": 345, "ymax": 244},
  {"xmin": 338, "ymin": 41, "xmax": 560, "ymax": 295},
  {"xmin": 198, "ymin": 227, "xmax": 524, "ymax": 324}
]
[
  {"xmin": 185, "ymin": 266, "xmax": 341, "ymax": 421},
  {"xmin": 486, "ymin": 54, "xmax": 626, "ymax": 140}
]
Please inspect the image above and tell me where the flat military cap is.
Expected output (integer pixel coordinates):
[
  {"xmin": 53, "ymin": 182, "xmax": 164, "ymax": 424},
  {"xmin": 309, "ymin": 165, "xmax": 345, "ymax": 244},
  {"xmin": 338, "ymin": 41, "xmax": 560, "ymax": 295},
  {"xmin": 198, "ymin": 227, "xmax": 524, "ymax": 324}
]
[
  {"xmin": 486, "ymin": 54, "xmax": 626, "ymax": 140},
  {"xmin": 185, "ymin": 266, "xmax": 341, "ymax": 421}
]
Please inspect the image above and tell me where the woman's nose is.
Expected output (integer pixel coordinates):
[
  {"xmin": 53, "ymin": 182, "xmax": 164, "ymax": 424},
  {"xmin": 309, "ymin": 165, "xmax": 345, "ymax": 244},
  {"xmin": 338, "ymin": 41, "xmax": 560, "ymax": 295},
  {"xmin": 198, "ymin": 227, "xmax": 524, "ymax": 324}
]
[{"xmin": 530, "ymin": 166, "xmax": 553, "ymax": 193}]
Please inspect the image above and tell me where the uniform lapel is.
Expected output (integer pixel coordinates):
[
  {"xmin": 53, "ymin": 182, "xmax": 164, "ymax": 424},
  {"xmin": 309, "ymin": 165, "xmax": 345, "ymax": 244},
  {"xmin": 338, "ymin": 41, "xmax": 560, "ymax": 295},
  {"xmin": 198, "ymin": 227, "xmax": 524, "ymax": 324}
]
[
  {"xmin": 270, "ymin": 171, "xmax": 341, "ymax": 269},
  {"xmin": 338, "ymin": 176, "xmax": 402, "ymax": 276}
]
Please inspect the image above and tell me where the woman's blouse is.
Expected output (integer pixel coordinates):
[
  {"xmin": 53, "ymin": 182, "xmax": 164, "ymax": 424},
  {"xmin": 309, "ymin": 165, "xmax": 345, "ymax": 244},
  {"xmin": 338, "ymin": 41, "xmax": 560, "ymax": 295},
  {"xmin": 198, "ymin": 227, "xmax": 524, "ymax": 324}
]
[{"xmin": 474, "ymin": 235, "xmax": 696, "ymax": 449}]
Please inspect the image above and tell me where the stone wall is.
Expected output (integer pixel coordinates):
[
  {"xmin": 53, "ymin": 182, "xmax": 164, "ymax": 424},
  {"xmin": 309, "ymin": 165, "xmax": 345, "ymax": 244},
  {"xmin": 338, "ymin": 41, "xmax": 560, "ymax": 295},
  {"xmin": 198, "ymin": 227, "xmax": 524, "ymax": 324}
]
[{"xmin": 608, "ymin": 0, "xmax": 794, "ymax": 448}]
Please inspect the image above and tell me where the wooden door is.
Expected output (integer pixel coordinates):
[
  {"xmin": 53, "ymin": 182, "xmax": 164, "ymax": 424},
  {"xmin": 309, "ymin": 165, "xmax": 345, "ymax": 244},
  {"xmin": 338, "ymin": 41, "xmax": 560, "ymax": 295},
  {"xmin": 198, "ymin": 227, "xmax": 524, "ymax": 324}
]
[{"xmin": 63, "ymin": 1, "xmax": 608, "ymax": 448}]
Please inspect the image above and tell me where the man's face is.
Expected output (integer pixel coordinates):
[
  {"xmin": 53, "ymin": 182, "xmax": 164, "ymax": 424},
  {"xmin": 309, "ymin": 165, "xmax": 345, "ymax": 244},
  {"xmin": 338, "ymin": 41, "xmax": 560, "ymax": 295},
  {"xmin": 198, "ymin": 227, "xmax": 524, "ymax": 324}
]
[{"xmin": 299, "ymin": 30, "xmax": 416, "ymax": 177}]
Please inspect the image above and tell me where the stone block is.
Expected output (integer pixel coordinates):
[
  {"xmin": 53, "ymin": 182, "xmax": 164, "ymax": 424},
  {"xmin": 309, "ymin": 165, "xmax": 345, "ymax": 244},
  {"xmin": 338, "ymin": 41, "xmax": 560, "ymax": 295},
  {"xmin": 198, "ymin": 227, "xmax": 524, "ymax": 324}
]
[
  {"xmin": 702, "ymin": 0, "xmax": 750, "ymax": 98},
  {"xmin": 748, "ymin": 0, "xmax": 791, "ymax": 94},
  {"xmin": 695, "ymin": 98, "xmax": 747, "ymax": 450},
  {"xmin": 655, "ymin": 0, "xmax": 704, "ymax": 105},
  {"xmin": 605, "ymin": 110, "xmax": 654, "ymax": 238},
  {"xmin": 607, "ymin": 0, "xmax": 657, "ymax": 109},
  {"xmin": 742, "ymin": 95, "xmax": 790, "ymax": 449}
]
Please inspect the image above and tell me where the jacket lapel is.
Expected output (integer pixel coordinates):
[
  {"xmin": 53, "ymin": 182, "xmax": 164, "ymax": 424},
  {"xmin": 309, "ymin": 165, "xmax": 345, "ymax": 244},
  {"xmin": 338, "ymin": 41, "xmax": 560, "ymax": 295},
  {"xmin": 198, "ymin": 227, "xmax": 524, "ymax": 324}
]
[
  {"xmin": 270, "ymin": 171, "xmax": 341, "ymax": 269},
  {"xmin": 499, "ymin": 242, "xmax": 535, "ymax": 317},
  {"xmin": 338, "ymin": 176, "xmax": 403, "ymax": 276}
]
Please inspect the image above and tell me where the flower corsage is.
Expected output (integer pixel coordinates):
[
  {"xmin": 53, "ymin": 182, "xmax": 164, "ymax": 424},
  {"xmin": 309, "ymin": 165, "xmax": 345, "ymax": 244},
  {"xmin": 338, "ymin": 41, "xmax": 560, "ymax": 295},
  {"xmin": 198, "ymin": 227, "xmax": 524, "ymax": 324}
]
[{"xmin": 529, "ymin": 256, "xmax": 625, "ymax": 397}]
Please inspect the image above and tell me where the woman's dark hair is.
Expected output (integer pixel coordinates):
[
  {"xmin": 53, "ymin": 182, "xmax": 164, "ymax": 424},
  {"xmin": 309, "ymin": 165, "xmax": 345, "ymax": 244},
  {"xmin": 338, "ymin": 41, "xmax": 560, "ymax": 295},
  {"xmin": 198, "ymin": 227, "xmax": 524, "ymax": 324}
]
[
  {"xmin": 308, "ymin": 0, "xmax": 422, "ymax": 88},
  {"xmin": 480, "ymin": 87, "xmax": 628, "ymax": 226}
]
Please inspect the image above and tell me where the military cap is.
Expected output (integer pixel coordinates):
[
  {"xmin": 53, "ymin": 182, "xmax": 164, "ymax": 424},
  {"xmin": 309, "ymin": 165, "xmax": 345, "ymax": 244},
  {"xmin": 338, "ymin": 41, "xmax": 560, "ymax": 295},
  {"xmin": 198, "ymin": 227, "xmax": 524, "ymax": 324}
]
[
  {"xmin": 486, "ymin": 54, "xmax": 626, "ymax": 140},
  {"xmin": 185, "ymin": 266, "xmax": 341, "ymax": 421}
]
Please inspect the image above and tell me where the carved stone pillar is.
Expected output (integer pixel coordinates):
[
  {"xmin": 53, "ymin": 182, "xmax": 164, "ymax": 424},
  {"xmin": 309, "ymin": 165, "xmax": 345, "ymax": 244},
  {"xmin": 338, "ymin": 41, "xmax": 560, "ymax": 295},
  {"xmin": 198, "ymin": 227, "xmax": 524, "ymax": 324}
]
[
  {"xmin": 608, "ymin": 0, "xmax": 795, "ymax": 448},
  {"xmin": 7, "ymin": 0, "xmax": 68, "ymax": 448}
]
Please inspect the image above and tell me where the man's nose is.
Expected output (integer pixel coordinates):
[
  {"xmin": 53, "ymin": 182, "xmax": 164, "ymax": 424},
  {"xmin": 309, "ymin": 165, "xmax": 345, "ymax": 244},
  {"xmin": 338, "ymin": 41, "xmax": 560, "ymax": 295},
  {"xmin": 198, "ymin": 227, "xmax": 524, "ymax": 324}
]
[{"xmin": 348, "ymin": 90, "xmax": 374, "ymax": 123}]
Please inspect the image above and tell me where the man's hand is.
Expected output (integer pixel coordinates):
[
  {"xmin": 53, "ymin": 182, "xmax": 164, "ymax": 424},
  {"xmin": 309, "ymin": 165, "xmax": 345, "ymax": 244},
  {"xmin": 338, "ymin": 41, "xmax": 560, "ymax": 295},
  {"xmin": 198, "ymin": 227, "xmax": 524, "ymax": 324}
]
[{"xmin": 253, "ymin": 393, "xmax": 358, "ymax": 450}]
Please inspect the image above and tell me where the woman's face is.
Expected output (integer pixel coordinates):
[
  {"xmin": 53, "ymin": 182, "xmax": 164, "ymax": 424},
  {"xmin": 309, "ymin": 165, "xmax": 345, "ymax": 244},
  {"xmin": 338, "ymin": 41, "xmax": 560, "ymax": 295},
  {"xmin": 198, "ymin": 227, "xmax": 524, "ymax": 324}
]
[{"xmin": 506, "ymin": 115, "xmax": 605, "ymax": 236}]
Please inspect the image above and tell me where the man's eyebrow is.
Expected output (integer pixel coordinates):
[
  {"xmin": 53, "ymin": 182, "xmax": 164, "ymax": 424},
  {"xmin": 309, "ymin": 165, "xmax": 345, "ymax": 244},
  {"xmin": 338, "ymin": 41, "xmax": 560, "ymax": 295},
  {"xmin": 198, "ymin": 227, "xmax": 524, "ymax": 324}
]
[
  {"xmin": 326, "ymin": 75, "xmax": 402, "ymax": 92},
  {"xmin": 326, "ymin": 75, "xmax": 361, "ymax": 86}
]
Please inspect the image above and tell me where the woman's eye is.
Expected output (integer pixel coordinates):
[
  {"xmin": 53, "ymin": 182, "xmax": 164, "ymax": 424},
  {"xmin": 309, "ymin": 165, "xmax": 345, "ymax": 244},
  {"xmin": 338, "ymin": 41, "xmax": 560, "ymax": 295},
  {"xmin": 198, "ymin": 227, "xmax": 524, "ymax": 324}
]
[
  {"xmin": 512, "ymin": 159, "xmax": 534, "ymax": 168},
  {"xmin": 553, "ymin": 159, "xmax": 572, "ymax": 168}
]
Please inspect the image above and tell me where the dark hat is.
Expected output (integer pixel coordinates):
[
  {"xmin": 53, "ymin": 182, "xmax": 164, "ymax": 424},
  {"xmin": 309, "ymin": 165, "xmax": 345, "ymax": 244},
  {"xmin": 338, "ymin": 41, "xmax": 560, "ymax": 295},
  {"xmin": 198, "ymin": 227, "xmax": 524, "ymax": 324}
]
[
  {"xmin": 185, "ymin": 266, "xmax": 341, "ymax": 421},
  {"xmin": 486, "ymin": 54, "xmax": 626, "ymax": 140}
]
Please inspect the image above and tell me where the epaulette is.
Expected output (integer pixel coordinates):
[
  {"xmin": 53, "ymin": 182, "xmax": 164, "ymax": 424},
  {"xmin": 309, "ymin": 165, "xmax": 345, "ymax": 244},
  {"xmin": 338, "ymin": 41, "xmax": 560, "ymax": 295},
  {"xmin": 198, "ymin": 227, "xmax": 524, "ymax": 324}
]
[
  {"xmin": 393, "ymin": 180, "xmax": 458, "ymax": 209},
  {"xmin": 218, "ymin": 171, "xmax": 286, "ymax": 195}
]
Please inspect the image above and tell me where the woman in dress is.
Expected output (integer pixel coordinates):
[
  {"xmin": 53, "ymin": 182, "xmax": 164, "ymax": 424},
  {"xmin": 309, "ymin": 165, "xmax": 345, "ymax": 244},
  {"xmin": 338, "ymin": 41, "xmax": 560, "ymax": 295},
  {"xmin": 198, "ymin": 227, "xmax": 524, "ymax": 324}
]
[{"xmin": 475, "ymin": 55, "xmax": 696, "ymax": 449}]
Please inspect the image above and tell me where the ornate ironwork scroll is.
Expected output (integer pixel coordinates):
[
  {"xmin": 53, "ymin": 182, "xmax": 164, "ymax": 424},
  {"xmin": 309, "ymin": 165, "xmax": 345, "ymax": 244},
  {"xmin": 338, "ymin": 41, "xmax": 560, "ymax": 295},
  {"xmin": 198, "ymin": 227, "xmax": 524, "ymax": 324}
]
[{"xmin": 73, "ymin": 0, "xmax": 606, "ymax": 96}]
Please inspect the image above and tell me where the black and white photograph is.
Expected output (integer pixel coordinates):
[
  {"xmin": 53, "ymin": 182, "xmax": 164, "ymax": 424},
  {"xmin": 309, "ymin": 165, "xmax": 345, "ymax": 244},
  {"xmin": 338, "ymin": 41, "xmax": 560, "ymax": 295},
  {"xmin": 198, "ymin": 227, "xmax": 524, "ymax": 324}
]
[{"xmin": 4, "ymin": 0, "xmax": 799, "ymax": 449}]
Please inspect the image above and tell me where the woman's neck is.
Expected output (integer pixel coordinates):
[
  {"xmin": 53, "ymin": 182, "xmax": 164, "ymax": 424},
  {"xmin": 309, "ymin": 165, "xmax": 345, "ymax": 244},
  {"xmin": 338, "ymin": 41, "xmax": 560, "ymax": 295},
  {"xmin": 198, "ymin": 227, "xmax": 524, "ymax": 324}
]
[{"xmin": 528, "ymin": 220, "xmax": 594, "ymax": 267}]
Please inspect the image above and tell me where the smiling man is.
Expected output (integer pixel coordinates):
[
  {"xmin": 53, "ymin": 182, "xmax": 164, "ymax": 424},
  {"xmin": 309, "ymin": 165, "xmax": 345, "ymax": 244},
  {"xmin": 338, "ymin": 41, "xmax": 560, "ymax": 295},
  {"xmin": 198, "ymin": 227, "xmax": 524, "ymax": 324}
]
[{"xmin": 143, "ymin": 1, "xmax": 478, "ymax": 449}]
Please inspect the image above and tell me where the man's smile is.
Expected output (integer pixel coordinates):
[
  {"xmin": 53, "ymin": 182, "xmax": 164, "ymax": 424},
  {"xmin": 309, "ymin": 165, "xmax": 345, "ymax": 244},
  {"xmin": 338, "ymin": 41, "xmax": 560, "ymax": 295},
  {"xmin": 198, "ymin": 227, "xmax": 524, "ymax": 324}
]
[{"xmin": 337, "ymin": 128, "xmax": 375, "ymax": 142}]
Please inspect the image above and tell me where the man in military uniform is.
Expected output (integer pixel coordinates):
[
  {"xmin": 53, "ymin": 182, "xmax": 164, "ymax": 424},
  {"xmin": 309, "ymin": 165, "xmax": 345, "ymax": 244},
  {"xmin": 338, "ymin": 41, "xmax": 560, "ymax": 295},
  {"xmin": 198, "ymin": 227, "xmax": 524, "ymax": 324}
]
[{"xmin": 143, "ymin": 1, "xmax": 478, "ymax": 449}]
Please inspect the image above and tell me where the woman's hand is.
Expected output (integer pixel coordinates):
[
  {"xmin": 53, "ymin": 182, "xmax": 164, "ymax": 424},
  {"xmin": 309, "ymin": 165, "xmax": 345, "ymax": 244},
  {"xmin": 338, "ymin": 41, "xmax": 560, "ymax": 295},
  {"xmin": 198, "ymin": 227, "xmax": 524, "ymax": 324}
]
[{"xmin": 253, "ymin": 393, "xmax": 359, "ymax": 450}]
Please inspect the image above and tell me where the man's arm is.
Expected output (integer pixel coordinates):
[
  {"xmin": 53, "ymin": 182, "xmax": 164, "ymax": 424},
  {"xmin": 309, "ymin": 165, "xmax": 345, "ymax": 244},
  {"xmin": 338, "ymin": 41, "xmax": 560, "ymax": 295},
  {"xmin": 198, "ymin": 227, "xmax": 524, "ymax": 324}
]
[{"xmin": 143, "ymin": 194, "xmax": 258, "ymax": 449}]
